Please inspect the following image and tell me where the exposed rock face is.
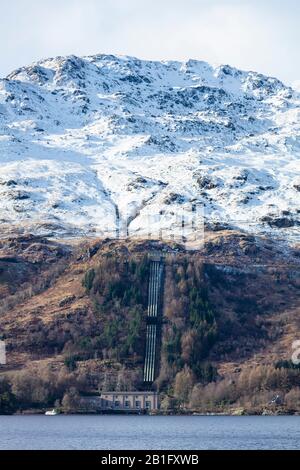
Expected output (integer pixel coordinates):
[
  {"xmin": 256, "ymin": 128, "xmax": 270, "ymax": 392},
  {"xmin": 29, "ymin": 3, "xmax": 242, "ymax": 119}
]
[
  {"xmin": 261, "ymin": 215, "xmax": 299, "ymax": 228},
  {"xmin": 0, "ymin": 54, "xmax": 299, "ymax": 242}
]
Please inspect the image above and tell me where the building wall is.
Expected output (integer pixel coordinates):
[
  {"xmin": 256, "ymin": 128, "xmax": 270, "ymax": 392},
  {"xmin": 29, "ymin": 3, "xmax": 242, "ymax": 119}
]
[{"xmin": 100, "ymin": 392, "xmax": 159, "ymax": 411}]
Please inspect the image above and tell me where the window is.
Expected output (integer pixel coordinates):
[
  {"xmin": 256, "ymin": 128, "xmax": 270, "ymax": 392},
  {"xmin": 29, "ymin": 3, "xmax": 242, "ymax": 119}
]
[
  {"xmin": 125, "ymin": 401, "xmax": 130, "ymax": 408},
  {"xmin": 146, "ymin": 401, "xmax": 151, "ymax": 409},
  {"xmin": 135, "ymin": 401, "xmax": 141, "ymax": 409},
  {"xmin": 114, "ymin": 401, "xmax": 120, "ymax": 408}
]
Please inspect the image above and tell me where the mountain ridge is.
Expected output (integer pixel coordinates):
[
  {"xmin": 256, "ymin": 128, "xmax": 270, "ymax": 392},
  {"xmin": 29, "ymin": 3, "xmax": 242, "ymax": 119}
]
[{"xmin": 0, "ymin": 54, "xmax": 299, "ymax": 242}]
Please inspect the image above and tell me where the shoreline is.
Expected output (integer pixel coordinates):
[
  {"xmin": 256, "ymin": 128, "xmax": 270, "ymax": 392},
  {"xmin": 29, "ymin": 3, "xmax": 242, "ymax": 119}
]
[{"xmin": 8, "ymin": 409, "xmax": 300, "ymax": 417}]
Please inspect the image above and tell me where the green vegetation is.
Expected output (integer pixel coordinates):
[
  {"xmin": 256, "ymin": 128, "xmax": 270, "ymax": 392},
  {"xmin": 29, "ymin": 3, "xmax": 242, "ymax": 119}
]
[
  {"xmin": 0, "ymin": 377, "xmax": 17, "ymax": 415},
  {"xmin": 83, "ymin": 256, "xmax": 150, "ymax": 361},
  {"xmin": 82, "ymin": 268, "xmax": 95, "ymax": 292},
  {"xmin": 2, "ymin": 241, "xmax": 299, "ymax": 414},
  {"xmin": 159, "ymin": 259, "xmax": 218, "ymax": 389},
  {"xmin": 189, "ymin": 365, "xmax": 300, "ymax": 413},
  {"xmin": 9, "ymin": 363, "xmax": 88, "ymax": 411}
]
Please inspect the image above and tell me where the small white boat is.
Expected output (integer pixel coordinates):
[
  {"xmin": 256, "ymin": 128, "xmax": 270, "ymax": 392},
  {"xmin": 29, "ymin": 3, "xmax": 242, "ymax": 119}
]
[{"xmin": 45, "ymin": 409, "xmax": 59, "ymax": 416}]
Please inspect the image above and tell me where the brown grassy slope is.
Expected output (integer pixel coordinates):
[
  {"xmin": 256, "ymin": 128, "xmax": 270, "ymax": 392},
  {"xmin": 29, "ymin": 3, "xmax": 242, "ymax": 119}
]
[{"xmin": 0, "ymin": 232, "xmax": 299, "ymax": 392}]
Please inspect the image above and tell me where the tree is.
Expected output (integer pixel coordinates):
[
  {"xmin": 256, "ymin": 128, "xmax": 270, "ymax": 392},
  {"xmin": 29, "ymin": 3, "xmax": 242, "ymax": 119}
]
[
  {"xmin": 54, "ymin": 399, "xmax": 61, "ymax": 410},
  {"xmin": 285, "ymin": 388, "xmax": 300, "ymax": 409},
  {"xmin": 82, "ymin": 268, "xmax": 95, "ymax": 292},
  {"xmin": 62, "ymin": 387, "xmax": 80, "ymax": 413},
  {"xmin": 11, "ymin": 365, "xmax": 55, "ymax": 406},
  {"xmin": 181, "ymin": 329, "xmax": 198, "ymax": 364},
  {"xmin": 0, "ymin": 377, "xmax": 16, "ymax": 415},
  {"xmin": 174, "ymin": 366, "xmax": 195, "ymax": 406}
]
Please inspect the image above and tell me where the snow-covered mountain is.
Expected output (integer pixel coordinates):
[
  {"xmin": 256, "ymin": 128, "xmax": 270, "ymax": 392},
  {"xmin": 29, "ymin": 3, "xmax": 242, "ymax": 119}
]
[{"xmin": 0, "ymin": 54, "xmax": 299, "ymax": 242}]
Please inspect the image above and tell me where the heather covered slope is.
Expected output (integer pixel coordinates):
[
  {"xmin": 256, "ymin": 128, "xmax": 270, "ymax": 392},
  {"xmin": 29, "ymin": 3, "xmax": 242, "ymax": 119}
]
[
  {"xmin": 0, "ymin": 54, "xmax": 299, "ymax": 241},
  {"xmin": 0, "ymin": 234, "xmax": 299, "ymax": 413}
]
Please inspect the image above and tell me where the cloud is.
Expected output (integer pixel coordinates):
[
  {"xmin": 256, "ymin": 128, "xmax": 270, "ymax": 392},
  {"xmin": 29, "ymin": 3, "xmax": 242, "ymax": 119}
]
[{"xmin": 0, "ymin": 0, "xmax": 299, "ymax": 84}]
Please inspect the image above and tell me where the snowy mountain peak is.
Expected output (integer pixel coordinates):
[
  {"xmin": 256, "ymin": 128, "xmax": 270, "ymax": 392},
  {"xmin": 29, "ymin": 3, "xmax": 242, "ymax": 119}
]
[{"xmin": 0, "ymin": 54, "xmax": 299, "ymax": 241}]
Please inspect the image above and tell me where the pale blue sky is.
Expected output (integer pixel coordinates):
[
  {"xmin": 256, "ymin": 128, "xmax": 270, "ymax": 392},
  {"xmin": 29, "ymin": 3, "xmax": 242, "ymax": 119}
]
[{"xmin": 1, "ymin": 0, "xmax": 299, "ymax": 85}]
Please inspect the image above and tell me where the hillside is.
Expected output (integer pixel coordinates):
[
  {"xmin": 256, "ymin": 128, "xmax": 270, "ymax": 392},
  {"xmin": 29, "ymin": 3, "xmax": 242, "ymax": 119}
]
[
  {"xmin": 0, "ymin": 233, "xmax": 299, "ymax": 414},
  {"xmin": 0, "ymin": 53, "xmax": 299, "ymax": 414},
  {"xmin": 0, "ymin": 54, "xmax": 299, "ymax": 241}
]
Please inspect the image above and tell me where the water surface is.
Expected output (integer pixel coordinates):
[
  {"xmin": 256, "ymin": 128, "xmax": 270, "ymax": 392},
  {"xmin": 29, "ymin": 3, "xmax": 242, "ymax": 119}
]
[{"xmin": 0, "ymin": 415, "xmax": 299, "ymax": 450}]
